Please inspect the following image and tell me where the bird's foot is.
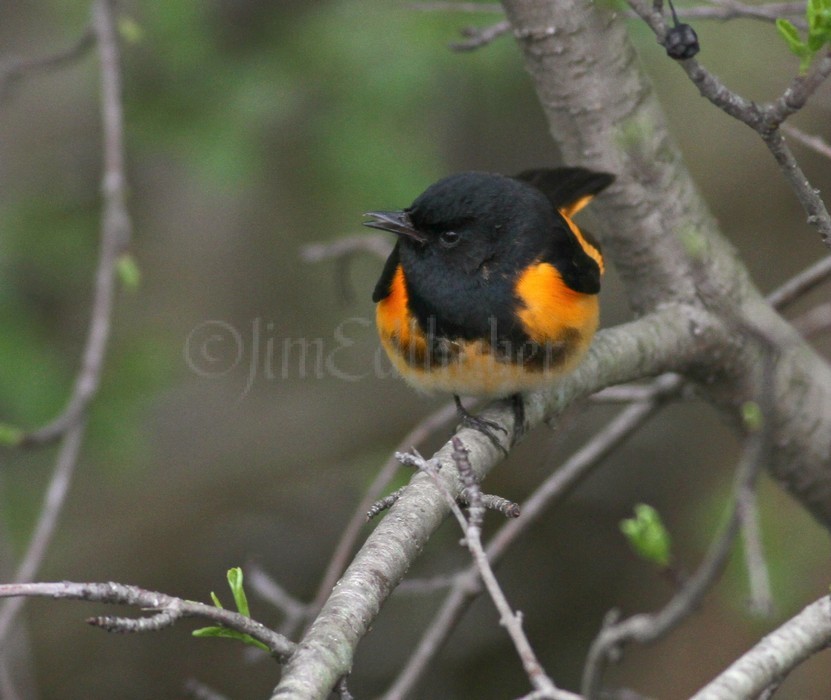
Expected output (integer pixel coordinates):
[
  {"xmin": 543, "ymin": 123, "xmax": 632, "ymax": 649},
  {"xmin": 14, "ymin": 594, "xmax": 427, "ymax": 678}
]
[{"xmin": 454, "ymin": 395, "xmax": 508, "ymax": 456}]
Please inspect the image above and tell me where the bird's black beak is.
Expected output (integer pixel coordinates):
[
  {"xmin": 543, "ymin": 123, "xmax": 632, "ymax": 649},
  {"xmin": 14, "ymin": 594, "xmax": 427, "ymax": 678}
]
[{"xmin": 363, "ymin": 210, "xmax": 426, "ymax": 243}]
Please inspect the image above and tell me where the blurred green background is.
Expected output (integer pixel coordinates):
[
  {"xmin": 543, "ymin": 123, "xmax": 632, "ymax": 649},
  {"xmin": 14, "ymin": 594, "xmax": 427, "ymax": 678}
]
[{"xmin": 1, "ymin": 1, "xmax": 829, "ymax": 698}]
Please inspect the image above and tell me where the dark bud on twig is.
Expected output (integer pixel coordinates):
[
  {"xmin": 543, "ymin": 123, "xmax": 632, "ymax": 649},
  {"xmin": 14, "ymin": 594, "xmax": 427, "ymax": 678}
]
[
  {"xmin": 664, "ymin": 23, "xmax": 700, "ymax": 59},
  {"xmin": 458, "ymin": 491, "xmax": 521, "ymax": 519},
  {"xmin": 366, "ymin": 486, "xmax": 408, "ymax": 520},
  {"xmin": 87, "ymin": 609, "xmax": 178, "ymax": 633},
  {"xmin": 663, "ymin": 0, "xmax": 699, "ymax": 59}
]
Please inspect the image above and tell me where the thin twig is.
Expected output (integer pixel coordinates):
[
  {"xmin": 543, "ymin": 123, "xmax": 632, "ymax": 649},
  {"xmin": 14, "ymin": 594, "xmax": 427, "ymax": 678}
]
[
  {"xmin": 682, "ymin": 0, "xmax": 806, "ymax": 25},
  {"xmin": 765, "ymin": 255, "xmax": 831, "ymax": 309},
  {"xmin": 380, "ymin": 374, "xmax": 683, "ymax": 700},
  {"xmin": 304, "ymin": 401, "xmax": 459, "ymax": 630},
  {"xmin": 763, "ymin": 52, "xmax": 831, "ymax": 127},
  {"xmin": 19, "ymin": 0, "xmax": 131, "ymax": 448},
  {"xmin": 0, "ymin": 25, "xmax": 95, "ymax": 102},
  {"xmin": 0, "ymin": 0, "xmax": 132, "ymax": 647},
  {"xmin": 0, "ymin": 581, "xmax": 294, "ymax": 658},
  {"xmin": 581, "ymin": 315, "xmax": 778, "ymax": 698},
  {"xmin": 366, "ymin": 486, "xmax": 409, "ymax": 520},
  {"xmin": 451, "ymin": 21, "xmax": 511, "ymax": 51},
  {"xmin": 245, "ymin": 563, "xmax": 310, "ymax": 638},
  {"xmin": 760, "ymin": 127, "xmax": 831, "ymax": 247},
  {"xmin": 0, "ymin": 421, "xmax": 86, "ymax": 644},
  {"xmin": 627, "ymin": 0, "xmax": 831, "ymax": 249},
  {"xmin": 183, "ymin": 679, "xmax": 231, "ymax": 700},
  {"xmin": 300, "ymin": 233, "xmax": 392, "ymax": 263},
  {"xmin": 458, "ymin": 490, "xmax": 521, "ymax": 518},
  {"xmin": 737, "ymin": 486, "xmax": 774, "ymax": 617},
  {"xmin": 782, "ymin": 123, "xmax": 831, "ymax": 159},
  {"xmin": 426, "ymin": 440, "xmax": 565, "ymax": 699},
  {"xmin": 591, "ymin": 378, "xmax": 684, "ymax": 403},
  {"xmin": 791, "ymin": 300, "xmax": 831, "ymax": 338}
]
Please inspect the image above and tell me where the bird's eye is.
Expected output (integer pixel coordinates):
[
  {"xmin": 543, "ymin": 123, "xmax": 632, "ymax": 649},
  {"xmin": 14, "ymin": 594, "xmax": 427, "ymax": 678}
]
[{"xmin": 439, "ymin": 230, "xmax": 460, "ymax": 248}]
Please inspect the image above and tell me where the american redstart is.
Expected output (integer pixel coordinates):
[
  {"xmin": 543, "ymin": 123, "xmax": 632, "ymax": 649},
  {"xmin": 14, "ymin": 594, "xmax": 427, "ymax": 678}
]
[{"xmin": 364, "ymin": 167, "xmax": 614, "ymax": 447}]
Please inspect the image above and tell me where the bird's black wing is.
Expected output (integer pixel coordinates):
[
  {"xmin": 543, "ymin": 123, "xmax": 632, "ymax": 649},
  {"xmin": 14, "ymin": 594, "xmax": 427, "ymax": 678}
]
[{"xmin": 513, "ymin": 167, "xmax": 614, "ymax": 213}]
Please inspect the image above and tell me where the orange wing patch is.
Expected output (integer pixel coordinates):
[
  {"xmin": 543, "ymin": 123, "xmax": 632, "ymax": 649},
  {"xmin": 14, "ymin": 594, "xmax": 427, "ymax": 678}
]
[{"xmin": 559, "ymin": 202, "xmax": 604, "ymax": 275}]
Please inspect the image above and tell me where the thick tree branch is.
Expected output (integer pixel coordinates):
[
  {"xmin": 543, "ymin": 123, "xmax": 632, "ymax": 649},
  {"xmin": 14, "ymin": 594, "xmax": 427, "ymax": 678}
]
[
  {"xmin": 690, "ymin": 595, "xmax": 831, "ymax": 699},
  {"xmin": 410, "ymin": 1, "xmax": 808, "ymax": 24},
  {"xmin": 271, "ymin": 306, "xmax": 720, "ymax": 699},
  {"xmin": 499, "ymin": 0, "xmax": 831, "ymax": 527},
  {"xmin": 380, "ymin": 373, "xmax": 682, "ymax": 699}
]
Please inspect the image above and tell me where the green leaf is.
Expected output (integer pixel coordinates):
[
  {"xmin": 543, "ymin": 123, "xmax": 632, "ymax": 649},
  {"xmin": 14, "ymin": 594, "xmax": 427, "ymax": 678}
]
[
  {"xmin": 741, "ymin": 401, "xmax": 764, "ymax": 432},
  {"xmin": 193, "ymin": 568, "xmax": 268, "ymax": 653},
  {"xmin": 116, "ymin": 253, "xmax": 141, "ymax": 291},
  {"xmin": 117, "ymin": 16, "xmax": 144, "ymax": 44},
  {"xmin": 227, "ymin": 567, "xmax": 251, "ymax": 618},
  {"xmin": 0, "ymin": 423, "xmax": 23, "ymax": 447},
  {"xmin": 192, "ymin": 625, "xmax": 231, "ymax": 639},
  {"xmin": 807, "ymin": 1, "xmax": 831, "ymax": 52},
  {"xmin": 776, "ymin": 18, "xmax": 808, "ymax": 56},
  {"xmin": 807, "ymin": 0, "xmax": 818, "ymax": 29},
  {"xmin": 620, "ymin": 503, "xmax": 673, "ymax": 568},
  {"xmin": 192, "ymin": 626, "xmax": 270, "ymax": 652}
]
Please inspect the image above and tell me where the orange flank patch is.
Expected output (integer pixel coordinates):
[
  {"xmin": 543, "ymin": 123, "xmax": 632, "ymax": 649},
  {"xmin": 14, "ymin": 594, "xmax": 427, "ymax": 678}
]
[
  {"xmin": 514, "ymin": 261, "xmax": 599, "ymax": 347},
  {"xmin": 375, "ymin": 265, "xmax": 409, "ymax": 339},
  {"xmin": 375, "ymin": 262, "xmax": 600, "ymax": 399}
]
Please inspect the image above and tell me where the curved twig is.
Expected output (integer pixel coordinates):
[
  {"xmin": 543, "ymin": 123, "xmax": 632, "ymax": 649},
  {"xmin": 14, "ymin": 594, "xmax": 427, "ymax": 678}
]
[
  {"xmin": 0, "ymin": 581, "xmax": 294, "ymax": 658},
  {"xmin": 627, "ymin": 0, "xmax": 831, "ymax": 248},
  {"xmin": 0, "ymin": 25, "xmax": 95, "ymax": 102},
  {"xmin": 15, "ymin": 0, "xmax": 131, "ymax": 449},
  {"xmin": 0, "ymin": 0, "xmax": 132, "ymax": 648}
]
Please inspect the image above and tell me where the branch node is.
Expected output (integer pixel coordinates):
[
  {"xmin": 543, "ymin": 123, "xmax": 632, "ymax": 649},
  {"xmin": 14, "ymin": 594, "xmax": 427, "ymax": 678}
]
[
  {"xmin": 87, "ymin": 608, "xmax": 179, "ymax": 633},
  {"xmin": 366, "ymin": 486, "xmax": 408, "ymax": 520},
  {"xmin": 458, "ymin": 490, "xmax": 521, "ymax": 519}
]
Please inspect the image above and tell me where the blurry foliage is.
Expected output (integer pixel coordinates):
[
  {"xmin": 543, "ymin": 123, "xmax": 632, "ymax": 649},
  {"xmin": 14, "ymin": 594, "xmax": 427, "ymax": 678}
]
[{"xmin": 776, "ymin": 0, "xmax": 831, "ymax": 72}]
